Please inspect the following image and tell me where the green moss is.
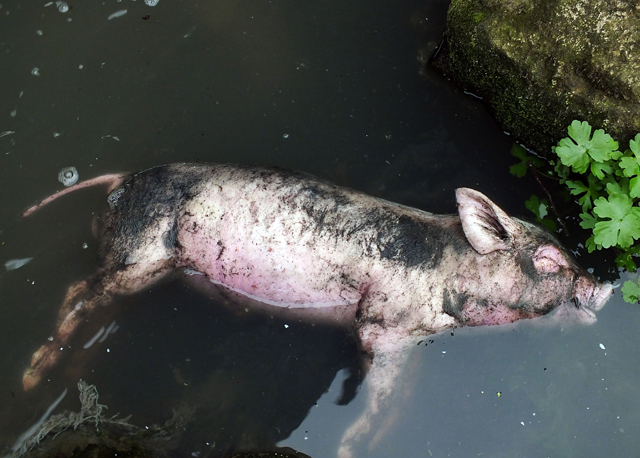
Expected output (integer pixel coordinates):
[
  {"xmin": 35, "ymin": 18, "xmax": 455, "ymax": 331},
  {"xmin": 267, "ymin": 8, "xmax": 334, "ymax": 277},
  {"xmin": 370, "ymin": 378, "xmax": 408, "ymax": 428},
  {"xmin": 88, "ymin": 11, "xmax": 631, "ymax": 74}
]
[
  {"xmin": 472, "ymin": 12, "xmax": 487, "ymax": 23},
  {"xmin": 440, "ymin": 0, "xmax": 640, "ymax": 154}
]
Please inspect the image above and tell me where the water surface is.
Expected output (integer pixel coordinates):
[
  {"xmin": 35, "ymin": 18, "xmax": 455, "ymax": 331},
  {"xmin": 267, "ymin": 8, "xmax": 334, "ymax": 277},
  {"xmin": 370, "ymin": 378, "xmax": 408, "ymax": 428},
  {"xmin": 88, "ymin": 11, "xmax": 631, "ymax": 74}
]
[{"xmin": 1, "ymin": 1, "xmax": 638, "ymax": 457}]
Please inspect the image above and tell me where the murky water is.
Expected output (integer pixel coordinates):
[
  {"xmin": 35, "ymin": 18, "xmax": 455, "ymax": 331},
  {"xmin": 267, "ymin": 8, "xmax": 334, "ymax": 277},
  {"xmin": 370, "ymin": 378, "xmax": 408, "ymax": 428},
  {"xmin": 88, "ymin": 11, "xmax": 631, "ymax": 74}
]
[{"xmin": 1, "ymin": 0, "xmax": 639, "ymax": 457}]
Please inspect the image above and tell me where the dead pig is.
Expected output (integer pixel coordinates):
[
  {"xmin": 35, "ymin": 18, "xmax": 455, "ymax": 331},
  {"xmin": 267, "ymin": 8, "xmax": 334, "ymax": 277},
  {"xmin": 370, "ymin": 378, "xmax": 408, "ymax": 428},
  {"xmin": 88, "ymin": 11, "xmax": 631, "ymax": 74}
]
[{"xmin": 21, "ymin": 163, "xmax": 612, "ymax": 458}]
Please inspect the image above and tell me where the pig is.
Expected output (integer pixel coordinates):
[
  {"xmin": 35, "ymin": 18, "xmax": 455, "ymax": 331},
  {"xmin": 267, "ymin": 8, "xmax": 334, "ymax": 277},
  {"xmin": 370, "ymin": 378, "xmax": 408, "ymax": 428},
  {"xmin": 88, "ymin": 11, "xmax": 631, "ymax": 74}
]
[{"xmin": 21, "ymin": 163, "xmax": 611, "ymax": 458}]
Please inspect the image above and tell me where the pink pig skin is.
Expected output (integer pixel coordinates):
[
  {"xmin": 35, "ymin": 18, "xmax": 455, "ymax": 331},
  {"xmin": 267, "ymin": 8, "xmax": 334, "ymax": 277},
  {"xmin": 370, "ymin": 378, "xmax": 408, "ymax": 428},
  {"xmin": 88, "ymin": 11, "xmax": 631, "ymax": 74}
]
[{"xmin": 21, "ymin": 163, "xmax": 611, "ymax": 457}]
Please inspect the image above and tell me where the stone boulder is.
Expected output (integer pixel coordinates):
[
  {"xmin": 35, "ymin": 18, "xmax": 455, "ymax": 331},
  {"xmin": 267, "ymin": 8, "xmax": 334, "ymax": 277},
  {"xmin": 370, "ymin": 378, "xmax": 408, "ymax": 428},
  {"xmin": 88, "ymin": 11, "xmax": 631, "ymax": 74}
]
[{"xmin": 437, "ymin": 0, "xmax": 640, "ymax": 154}]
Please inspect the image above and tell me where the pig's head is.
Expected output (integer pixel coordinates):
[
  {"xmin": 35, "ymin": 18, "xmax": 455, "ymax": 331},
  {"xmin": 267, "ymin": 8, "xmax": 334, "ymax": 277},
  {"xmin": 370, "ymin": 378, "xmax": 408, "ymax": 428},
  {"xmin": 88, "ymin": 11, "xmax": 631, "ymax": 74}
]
[{"xmin": 444, "ymin": 188, "xmax": 612, "ymax": 328}]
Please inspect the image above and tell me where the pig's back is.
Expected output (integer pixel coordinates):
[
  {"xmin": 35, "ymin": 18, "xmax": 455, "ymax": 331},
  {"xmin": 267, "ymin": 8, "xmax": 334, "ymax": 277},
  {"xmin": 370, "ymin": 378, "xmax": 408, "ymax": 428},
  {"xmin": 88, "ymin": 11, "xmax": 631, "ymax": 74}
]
[{"xmin": 173, "ymin": 164, "xmax": 463, "ymax": 308}]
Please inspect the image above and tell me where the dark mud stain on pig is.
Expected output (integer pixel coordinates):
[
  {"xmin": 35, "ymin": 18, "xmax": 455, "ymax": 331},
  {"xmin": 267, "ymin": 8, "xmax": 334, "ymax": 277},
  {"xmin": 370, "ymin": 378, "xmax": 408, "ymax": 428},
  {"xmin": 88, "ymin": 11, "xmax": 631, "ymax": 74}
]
[
  {"xmin": 442, "ymin": 288, "xmax": 470, "ymax": 319},
  {"xmin": 279, "ymin": 175, "xmax": 470, "ymax": 270},
  {"xmin": 100, "ymin": 166, "xmax": 205, "ymax": 264}
]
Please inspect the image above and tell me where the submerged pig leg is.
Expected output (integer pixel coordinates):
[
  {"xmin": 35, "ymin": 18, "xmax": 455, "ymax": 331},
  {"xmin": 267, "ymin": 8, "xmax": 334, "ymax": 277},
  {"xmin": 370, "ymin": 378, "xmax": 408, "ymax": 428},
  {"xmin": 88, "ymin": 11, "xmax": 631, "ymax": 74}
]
[
  {"xmin": 22, "ymin": 259, "xmax": 174, "ymax": 390},
  {"xmin": 337, "ymin": 326, "xmax": 416, "ymax": 458}
]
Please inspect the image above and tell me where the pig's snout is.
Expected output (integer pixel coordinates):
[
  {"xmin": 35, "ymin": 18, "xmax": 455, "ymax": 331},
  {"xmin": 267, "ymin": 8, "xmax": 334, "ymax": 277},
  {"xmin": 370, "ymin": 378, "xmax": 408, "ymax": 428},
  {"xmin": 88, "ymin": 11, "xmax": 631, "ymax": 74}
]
[{"xmin": 569, "ymin": 278, "xmax": 613, "ymax": 324}]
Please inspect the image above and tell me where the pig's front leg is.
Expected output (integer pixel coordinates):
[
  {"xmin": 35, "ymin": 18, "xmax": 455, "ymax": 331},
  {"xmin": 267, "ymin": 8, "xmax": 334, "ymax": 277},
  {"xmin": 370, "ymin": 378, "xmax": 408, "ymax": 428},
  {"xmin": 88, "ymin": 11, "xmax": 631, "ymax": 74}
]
[
  {"xmin": 23, "ymin": 259, "xmax": 173, "ymax": 390},
  {"xmin": 337, "ymin": 325, "xmax": 416, "ymax": 458}
]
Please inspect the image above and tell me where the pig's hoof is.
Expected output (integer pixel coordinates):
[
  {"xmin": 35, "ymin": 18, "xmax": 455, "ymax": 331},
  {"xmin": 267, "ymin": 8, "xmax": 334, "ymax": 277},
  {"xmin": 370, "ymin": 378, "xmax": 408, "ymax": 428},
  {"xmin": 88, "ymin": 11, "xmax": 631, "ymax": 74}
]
[
  {"xmin": 337, "ymin": 444, "xmax": 353, "ymax": 458},
  {"xmin": 30, "ymin": 344, "xmax": 47, "ymax": 366},
  {"xmin": 23, "ymin": 368, "xmax": 42, "ymax": 391}
]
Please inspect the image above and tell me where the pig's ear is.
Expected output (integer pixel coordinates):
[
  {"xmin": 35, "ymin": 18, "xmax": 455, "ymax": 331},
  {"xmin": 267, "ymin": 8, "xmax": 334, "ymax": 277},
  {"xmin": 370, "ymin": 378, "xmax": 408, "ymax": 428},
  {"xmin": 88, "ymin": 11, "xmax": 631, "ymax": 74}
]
[
  {"xmin": 533, "ymin": 245, "xmax": 570, "ymax": 273},
  {"xmin": 456, "ymin": 188, "xmax": 520, "ymax": 254}
]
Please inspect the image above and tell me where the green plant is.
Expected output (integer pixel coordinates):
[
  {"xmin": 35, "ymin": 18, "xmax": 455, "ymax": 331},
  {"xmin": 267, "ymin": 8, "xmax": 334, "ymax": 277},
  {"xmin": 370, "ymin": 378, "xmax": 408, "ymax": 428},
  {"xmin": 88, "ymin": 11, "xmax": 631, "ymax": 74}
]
[{"xmin": 511, "ymin": 120, "xmax": 640, "ymax": 303}]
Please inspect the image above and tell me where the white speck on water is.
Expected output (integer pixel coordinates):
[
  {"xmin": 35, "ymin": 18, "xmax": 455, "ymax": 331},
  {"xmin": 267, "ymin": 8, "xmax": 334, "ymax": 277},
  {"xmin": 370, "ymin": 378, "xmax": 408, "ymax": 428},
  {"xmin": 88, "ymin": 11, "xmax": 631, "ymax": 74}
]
[
  {"xmin": 284, "ymin": 324, "xmax": 289, "ymax": 328},
  {"xmin": 5, "ymin": 258, "xmax": 33, "ymax": 271},
  {"xmin": 56, "ymin": 1, "xmax": 68, "ymax": 13},
  {"xmin": 58, "ymin": 167, "xmax": 78, "ymax": 186},
  {"xmin": 0, "ymin": 131, "xmax": 15, "ymax": 137},
  {"xmin": 36, "ymin": 30, "xmax": 43, "ymax": 36},
  {"xmin": 78, "ymin": 64, "xmax": 83, "ymax": 69},
  {"xmin": 48, "ymin": 336, "xmax": 53, "ymax": 341},
  {"xmin": 10, "ymin": 109, "xmax": 16, "ymax": 117},
  {"xmin": 283, "ymin": 133, "xmax": 289, "ymax": 139},
  {"xmin": 31, "ymin": 67, "xmax": 40, "ymax": 76},
  {"xmin": 53, "ymin": 132, "xmax": 61, "ymax": 138},
  {"xmin": 144, "ymin": 0, "xmax": 159, "ymax": 6},
  {"xmin": 44, "ymin": 2, "xmax": 53, "ymax": 6},
  {"xmin": 599, "ymin": 343, "xmax": 606, "ymax": 350},
  {"xmin": 520, "ymin": 422, "xmax": 525, "ymax": 426},
  {"xmin": 107, "ymin": 9, "xmax": 127, "ymax": 20},
  {"xmin": 82, "ymin": 242, "xmax": 88, "ymax": 249}
]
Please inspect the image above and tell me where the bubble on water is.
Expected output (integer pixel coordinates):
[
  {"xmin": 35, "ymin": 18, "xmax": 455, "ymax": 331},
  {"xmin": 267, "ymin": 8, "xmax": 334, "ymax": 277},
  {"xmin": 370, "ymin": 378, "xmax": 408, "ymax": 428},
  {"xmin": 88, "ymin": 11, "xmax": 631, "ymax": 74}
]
[
  {"xmin": 56, "ymin": 1, "xmax": 68, "ymax": 13},
  {"xmin": 58, "ymin": 167, "xmax": 79, "ymax": 186},
  {"xmin": 31, "ymin": 67, "xmax": 40, "ymax": 76},
  {"xmin": 145, "ymin": 0, "xmax": 159, "ymax": 6},
  {"xmin": 36, "ymin": 30, "xmax": 43, "ymax": 36}
]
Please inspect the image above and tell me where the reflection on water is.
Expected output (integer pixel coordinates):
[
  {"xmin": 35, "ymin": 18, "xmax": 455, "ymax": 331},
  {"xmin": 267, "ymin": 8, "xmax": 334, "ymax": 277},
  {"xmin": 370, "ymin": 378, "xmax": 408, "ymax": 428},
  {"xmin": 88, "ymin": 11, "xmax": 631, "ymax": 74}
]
[{"xmin": 1, "ymin": 0, "xmax": 639, "ymax": 457}]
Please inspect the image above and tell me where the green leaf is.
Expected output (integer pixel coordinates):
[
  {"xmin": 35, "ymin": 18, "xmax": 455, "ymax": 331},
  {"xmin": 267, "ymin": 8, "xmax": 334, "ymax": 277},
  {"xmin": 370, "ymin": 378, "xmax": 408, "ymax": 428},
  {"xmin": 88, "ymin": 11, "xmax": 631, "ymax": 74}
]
[
  {"xmin": 509, "ymin": 144, "xmax": 545, "ymax": 177},
  {"xmin": 567, "ymin": 175, "xmax": 603, "ymax": 211},
  {"xmin": 588, "ymin": 129, "xmax": 619, "ymax": 162},
  {"xmin": 585, "ymin": 235, "xmax": 597, "ymax": 252},
  {"xmin": 579, "ymin": 212, "xmax": 597, "ymax": 230},
  {"xmin": 592, "ymin": 194, "xmax": 640, "ymax": 249},
  {"xmin": 630, "ymin": 176, "xmax": 640, "ymax": 199},
  {"xmin": 622, "ymin": 280, "xmax": 640, "ymax": 303},
  {"xmin": 619, "ymin": 155, "xmax": 640, "ymax": 177},
  {"xmin": 555, "ymin": 121, "xmax": 620, "ymax": 174},
  {"xmin": 540, "ymin": 218, "xmax": 558, "ymax": 232},
  {"xmin": 590, "ymin": 161, "xmax": 614, "ymax": 180},
  {"xmin": 567, "ymin": 120, "xmax": 592, "ymax": 146},
  {"xmin": 509, "ymin": 162, "xmax": 527, "ymax": 178},
  {"xmin": 605, "ymin": 179, "xmax": 628, "ymax": 196},
  {"xmin": 525, "ymin": 195, "xmax": 547, "ymax": 219},
  {"xmin": 566, "ymin": 179, "xmax": 588, "ymax": 196},
  {"xmin": 555, "ymin": 136, "xmax": 590, "ymax": 173},
  {"xmin": 630, "ymin": 133, "xmax": 640, "ymax": 156},
  {"xmin": 615, "ymin": 251, "xmax": 639, "ymax": 271}
]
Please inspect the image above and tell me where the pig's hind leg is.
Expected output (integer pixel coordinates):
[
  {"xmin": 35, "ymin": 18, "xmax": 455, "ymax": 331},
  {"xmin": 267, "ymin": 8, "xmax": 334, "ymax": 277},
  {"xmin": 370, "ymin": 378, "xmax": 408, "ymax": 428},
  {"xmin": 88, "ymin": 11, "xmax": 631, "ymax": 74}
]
[{"xmin": 23, "ymin": 259, "xmax": 174, "ymax": 391}]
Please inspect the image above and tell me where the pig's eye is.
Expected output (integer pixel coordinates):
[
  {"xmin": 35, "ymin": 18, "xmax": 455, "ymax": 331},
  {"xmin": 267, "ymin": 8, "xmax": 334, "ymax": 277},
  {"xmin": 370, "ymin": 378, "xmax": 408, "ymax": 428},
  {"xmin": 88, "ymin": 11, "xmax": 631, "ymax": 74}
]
[{"xmin": 571, "ymin": 296, "xmax": 579, "ymax": 309}]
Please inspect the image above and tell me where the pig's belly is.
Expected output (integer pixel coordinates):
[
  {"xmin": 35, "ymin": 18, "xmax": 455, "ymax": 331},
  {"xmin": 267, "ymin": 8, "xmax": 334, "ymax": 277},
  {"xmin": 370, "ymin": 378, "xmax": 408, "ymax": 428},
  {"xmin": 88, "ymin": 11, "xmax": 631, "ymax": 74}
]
[{"xmin": 177, "ymin": 218, "xmax": 364, "ymax": 309}]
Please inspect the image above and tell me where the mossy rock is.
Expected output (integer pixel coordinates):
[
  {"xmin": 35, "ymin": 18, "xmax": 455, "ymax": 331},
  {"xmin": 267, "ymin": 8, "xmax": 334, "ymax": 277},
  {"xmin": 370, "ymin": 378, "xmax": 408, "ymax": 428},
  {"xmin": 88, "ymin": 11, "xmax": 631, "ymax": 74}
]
[{"xmin": 438, "ymin": 0, "xmax": 640, "ymax": 154}]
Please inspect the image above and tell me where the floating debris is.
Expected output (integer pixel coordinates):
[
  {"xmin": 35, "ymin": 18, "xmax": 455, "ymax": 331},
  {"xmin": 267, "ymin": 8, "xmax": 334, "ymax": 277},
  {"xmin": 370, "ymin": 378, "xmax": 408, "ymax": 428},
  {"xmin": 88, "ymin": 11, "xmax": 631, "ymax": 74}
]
[
  {"xmin": 56, "ymin": 1, "xmax": 68, "ymax": 13},
  {"xmin": 5, "ymin": 258, "xmax": 33, "ymax": 271},
  {"xmin": 12, "ymin": 389, "xmax": 68, "ymax": 453},
  {"xmin": 10, "ymin": 380, "xmax": 190, "ymax": 458},
  {"xmin": 82, "ymin": 327, "xmax": 105, "ymax": 349},
  {"xmin": 144, "ymin": 0, "xmax": 159, "ymax": 6},
  {"xmin": 58, "ymin": 167, "xmax": 78, "ymax": 186},
  {"xmin": 107, "ymin": 9, "xmax": 127, "ymax": 20}
]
